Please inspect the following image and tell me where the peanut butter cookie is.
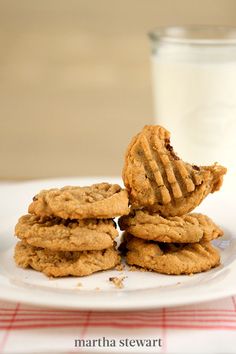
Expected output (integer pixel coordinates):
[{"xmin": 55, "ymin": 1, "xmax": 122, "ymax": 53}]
[
  {"xmin": 28, "ymin": 183, "xmax": 129, "ymax": 219},
  {"xmin": 119, "ymin": 211, "xmax": 223, "ymax": 243},
  {"xmin": 15, "ymin": 214, "xmax": 118, "ymax": 251},
  {"xmin": 121, "ymin": 234, "xmax": 220, "ymax": 275},
  {"xmin": 122, "ymin": 125, "xmax": 226, "ymax": 216},
  {"xmin": 15, "ymin": 241, "xmax": 121, "ymax": 277}
]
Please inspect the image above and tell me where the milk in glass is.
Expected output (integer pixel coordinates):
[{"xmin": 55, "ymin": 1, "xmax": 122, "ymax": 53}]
[{"xmin": 150, "ymin": 27, "xmax": 236, "ymax": 190}]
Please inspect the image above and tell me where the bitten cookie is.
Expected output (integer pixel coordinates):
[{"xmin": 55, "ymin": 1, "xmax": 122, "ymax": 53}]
[
  {"xmin": 15, "ymin": 214, "xmax": 118, "ymax": 251},
  {"xmin": 122, "ymin": 125, "xmax": 226, "ymax": 216},
  {"xmin": 119, "ymin": 211, "xmax": 223, "ymax": 243},
  {"xmin": 28, "ymin": 183, "xmax": 129, "ymax": 219},
  {"xmin": 15, "ymin": 241, "xmax": 121, "ymax": 277},
  {"xmin": 121, "ymin": 234, "xmax": 220, "ymax": 275}
]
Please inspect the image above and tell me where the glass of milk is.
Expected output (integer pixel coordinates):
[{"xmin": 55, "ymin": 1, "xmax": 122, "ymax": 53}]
[{"xmin": 149, "ymin": 26, "xmax": 236, "ymax": 190}]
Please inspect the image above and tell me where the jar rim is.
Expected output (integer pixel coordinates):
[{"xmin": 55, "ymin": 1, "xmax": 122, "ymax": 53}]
[{"xmin": 149, "ymin": 25, "xmax": 236, "ymax": 45}]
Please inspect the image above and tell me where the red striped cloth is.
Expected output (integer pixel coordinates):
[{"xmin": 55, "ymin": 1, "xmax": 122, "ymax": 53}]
[{"xmin": 0, "ymin": 297, "xmax": 236, "ymax": 353}]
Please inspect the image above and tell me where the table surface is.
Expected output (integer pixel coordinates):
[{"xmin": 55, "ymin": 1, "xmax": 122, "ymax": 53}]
[{"xmin": 0, "ymin": 297, "xmax": 236, "ymax": 354}]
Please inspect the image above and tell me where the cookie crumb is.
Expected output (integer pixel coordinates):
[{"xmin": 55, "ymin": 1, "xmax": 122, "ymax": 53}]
[
  {"xmin": 77, "ymin": 282, "xmax": 83, "ymax": 287},
  {"xmin": 129, "ymin": 265, "xmax": 138, "ymax": 272},
  {"xmin": 109, "ymin": 276, "xmax": 126, "ymax": 289},
  {"xmin": 95, "ymin": 287, "xmax": 100, "ymax": 291},
  {"xmin": 115, "ymin": 263, "xmax": 125, "ymax": 271}
]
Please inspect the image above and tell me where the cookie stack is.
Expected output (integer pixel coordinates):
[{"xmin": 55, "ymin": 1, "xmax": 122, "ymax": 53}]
[
  {"xmin": 14, "ymin": 183, "xmax": 129, "ymax": 277},
  {"xmin": 119, "ymin": 125, "xmax": 227, "ymax": 275}
]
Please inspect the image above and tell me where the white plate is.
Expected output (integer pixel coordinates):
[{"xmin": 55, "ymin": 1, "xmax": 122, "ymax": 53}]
[{"xmin": 0, "ymin": 177, "xmax": 236, "ymax": 311}]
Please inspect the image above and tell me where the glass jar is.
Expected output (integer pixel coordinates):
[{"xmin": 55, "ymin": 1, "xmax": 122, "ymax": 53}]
[{"xmin": 149, "ymin": 26, "xmax": 236, "ymax": 190}]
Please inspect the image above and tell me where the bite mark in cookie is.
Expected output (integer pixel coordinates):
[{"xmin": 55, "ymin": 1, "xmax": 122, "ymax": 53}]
[{"xmin": 122, "ymin": 125, "xmax": 226, "ymax": 216}]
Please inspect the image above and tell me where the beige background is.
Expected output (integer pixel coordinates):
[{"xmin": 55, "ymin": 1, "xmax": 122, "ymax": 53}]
[{"xmin": 1, "ymin": 0, "xmax": 236, "ymax": 180}]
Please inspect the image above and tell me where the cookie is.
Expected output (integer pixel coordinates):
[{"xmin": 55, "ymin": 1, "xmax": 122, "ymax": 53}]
[
  {"xmin": 119, "ymin": 211, "xmax": 223, "ymax": 243},
  {"xmin": 14, "ymin": 241, "xmax": 120, "ymax": 277},
  {"xmin": 121, "ymin": 234, "xmax": 220, "ymax": 275},
  {"xmin": 15, "ymin": 214, "xmax": 118, "ymax": 251},
  {"xmin": 28, "ymin": 183, "xmax": 129, "ymax": 219},
  {"xmin": 122, "ymin": 125, "xmax": 226, "ymax": 216}
]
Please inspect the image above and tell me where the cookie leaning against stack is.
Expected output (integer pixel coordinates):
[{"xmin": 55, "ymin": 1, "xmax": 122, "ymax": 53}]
[
  {"xmin": 15, "ymin": 183, "xmax": 129, "ymax": 277},
  {"xmin": 120, "ymin": 125, "xmax": 227, "ymax": 275}
]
